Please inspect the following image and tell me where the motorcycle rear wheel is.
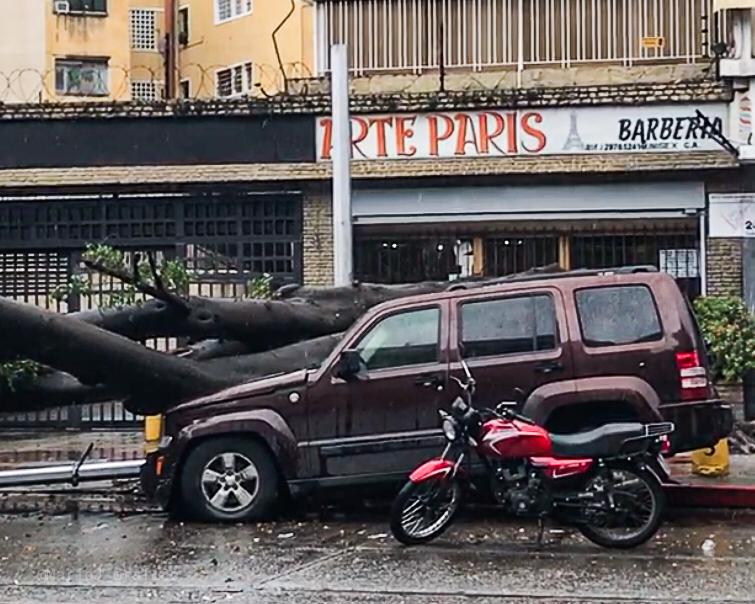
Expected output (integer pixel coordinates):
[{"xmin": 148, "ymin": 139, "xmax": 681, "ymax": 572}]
[
  {"xmin": 578, "ymin": 464, "xmax": 664, "ymax": 549},
  {"xmin": 390, "ymin": 477, "xmax": 462, "ymax": 545}
]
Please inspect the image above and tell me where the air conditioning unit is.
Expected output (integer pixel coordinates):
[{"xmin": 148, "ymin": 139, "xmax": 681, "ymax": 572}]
[{"xmin": 53, "ymin": 0, "xmax": 71, "ymax": 14}]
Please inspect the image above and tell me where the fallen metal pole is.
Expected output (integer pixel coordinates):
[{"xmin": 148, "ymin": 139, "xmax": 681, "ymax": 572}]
[{"xmin": 0, "ymin": 459, "xmax": 144, "ymax": 488}]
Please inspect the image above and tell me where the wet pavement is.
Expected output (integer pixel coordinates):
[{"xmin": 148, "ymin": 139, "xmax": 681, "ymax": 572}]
[{"xmin": 0, "ymin": 511, "xmax": 752, "ymax": 603}]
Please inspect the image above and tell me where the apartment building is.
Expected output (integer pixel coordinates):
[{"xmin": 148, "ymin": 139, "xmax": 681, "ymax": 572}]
[
  {"xmin": 172, "ymin": 0, "xmax": 314, "ymax": 99},
  {"xmin": 0, "ymin": 0, "xmax": 157, "ymax": 102},
  {"xmin": 0, "ymin": 0, "xmax": 311, "ymax": 102},
  {"xmin": 0, "ymin": 0, "xmax": 751, "ymax": 306}
]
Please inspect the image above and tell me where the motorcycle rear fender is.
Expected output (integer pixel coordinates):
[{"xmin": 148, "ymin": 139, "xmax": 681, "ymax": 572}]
[{"xmin": 409, "ymin": 458, "xmax": 466, "ymax": 483}]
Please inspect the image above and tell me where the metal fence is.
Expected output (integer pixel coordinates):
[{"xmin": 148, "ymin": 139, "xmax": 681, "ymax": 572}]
[
  {"xmin": 355, "ymin": 221, "xmax": 701, "ymax": 295},
  {"xmin": 316, "ymin": 0, "xmax": 726, "ymax": 74},
  {"xmin": 0, "ymin": 193, "xmax": 303, "ymax": 431}
]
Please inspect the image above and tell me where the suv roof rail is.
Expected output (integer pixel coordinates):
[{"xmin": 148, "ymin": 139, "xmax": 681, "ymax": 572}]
[{"xmin": 447, "ymin": 265, "xmax": 659, "ymax": 290}]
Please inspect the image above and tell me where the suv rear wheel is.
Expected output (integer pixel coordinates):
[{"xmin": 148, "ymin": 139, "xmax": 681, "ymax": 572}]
[{"xmin": 179, "ymin": 437, "xmax": 279, "ymax": 522}]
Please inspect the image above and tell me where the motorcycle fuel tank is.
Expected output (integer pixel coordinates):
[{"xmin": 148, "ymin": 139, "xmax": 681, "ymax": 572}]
[{"xmin": 479, "ymin": 418, "xmax": 553, "ymax": 459}]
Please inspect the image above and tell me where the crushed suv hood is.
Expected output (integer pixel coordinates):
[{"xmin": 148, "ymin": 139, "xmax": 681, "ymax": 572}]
[{"xmin": 170, "ymin": 370, "xmax": 309, "ymax": 412}]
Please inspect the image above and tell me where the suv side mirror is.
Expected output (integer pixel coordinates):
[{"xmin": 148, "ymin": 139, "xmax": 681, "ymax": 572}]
[{"xmin": 334, "ymin": 349, "xmax": 366, "ymax": 381}]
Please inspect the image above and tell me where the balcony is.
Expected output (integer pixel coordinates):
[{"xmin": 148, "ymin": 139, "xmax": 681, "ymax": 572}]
[{"xmin": 315, "ymin": 0, "xmax": 726, "ymax": 76}]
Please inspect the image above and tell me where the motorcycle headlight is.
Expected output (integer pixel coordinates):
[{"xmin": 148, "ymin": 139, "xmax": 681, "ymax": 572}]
[{"xmin": 442, "ymin": 418, "xmax": 458, "ymax": 441}]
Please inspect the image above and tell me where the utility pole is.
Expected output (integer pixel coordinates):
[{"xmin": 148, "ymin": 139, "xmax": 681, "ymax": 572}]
[{"xmin": 330, "ymin": 44, "xmax": 353, "ymax": 287}]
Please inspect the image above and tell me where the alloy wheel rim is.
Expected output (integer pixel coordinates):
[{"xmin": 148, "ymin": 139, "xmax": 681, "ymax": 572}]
[{"xmin": 201, "ymin": 452, "xmax": 260, "ymax": 514}]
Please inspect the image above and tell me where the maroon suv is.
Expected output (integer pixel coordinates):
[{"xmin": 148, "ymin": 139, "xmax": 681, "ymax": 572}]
[{"xmin": 141, "ymin": 268, "xmax": 733, "ymax": 522}]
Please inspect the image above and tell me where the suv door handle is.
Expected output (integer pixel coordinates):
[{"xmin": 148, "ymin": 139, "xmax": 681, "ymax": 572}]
[
  {"xmin": 415, "ymin": 373, "xmax": 444, "ymax": 389},
  {"xmin": 535, "ymin": 361, "xmax": 564, "ymax": 375}
]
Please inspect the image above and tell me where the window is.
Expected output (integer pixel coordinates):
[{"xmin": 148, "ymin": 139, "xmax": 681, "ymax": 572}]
[
  {"xmin": 178, "ymin": 7, "xmax": 190, "ymax": 45},
  {"xmin": 215, "ymin": 62, "xmax": 253, "ymax": 97},
  {"xmin": 130, "ymin": 9, "xmax": 157, "ymax": 51},
  {"xmin": 461, "ymin": 295, "xmax": 557, "ymax": 359},
  {"xmin": 355, "ymin": 308, "xmax": 440, "ymax": 371},
  {"xmin": 131, "ymin": 80, "xmax": 162, "ymax": 101},
  {"xmin": 215, "ymin": 0, "xmax": 252, "ymax": 23},
  {"xmin": 57, "ymin": 0, "xmax": 107, "ymax": 14},
  {"xmin": 576, "ymin": 286, "xmax": 662, "ymax": 347},
  {"xmin": 179, "ymin": 79, "xmax": 191, "ymax": 99},
  {"xmin": 55, "ymin": 59, "xmax": 108, "ymax": 96}
]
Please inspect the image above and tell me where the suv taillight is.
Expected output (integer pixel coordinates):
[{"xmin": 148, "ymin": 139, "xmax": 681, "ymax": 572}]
[{"xmin": 675, "ymin": 351, "xmax": 709, "ymax": 401}]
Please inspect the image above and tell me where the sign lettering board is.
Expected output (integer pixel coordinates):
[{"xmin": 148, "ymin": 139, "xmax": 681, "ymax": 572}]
[
  {"xmin": 709, "ymin": 194, "xmax": 755, "ymax": 238},
  {"xmin": 316, "ymin": 104, "xmax": 728, "ymax": 161}
]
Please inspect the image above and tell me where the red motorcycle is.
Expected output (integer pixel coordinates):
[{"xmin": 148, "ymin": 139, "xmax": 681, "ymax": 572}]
[{"xmin": 390, "ymin": 362, "xmax": 673, "ymax": 549}]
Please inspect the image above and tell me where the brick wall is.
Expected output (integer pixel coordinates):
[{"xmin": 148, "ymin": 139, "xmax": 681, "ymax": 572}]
[
  {"xmin": 706, "ymin": 238, "xmax": 743, "ymax": 297},
  {"xmin": 302, "ymin": 190, "xmax": 334, "ymax": 287}
]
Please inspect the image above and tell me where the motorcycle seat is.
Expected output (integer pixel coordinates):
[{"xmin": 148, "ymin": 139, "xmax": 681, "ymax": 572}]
[{"xmin": 549, "ymin": 423, "xmax": 646, "ymax": 458}]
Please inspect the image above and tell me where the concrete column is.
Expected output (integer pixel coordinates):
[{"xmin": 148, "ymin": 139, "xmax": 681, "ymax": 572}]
[{"xmin": 330, "ymin": 44, "xmax": 353, "ymax": 287}]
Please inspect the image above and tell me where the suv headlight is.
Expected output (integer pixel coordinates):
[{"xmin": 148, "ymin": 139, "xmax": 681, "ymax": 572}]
[{"xmin": 442, "ymin": 418, "xmax": 458, "ymax": 442}]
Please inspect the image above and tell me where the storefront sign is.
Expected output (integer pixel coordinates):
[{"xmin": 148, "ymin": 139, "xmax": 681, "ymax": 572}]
[
  {"xmin": 709, "ymin": 194, "xmax": 755, "ymax": 238},
  {"xmin": 316, "ymin": 104, "xmax": 727, "ymax": 161}
]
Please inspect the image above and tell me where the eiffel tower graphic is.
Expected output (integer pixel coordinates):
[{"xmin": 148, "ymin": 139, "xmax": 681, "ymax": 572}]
[{"xmin": 562, "ymin": 110, "xmax": 585, "ymax": 151}]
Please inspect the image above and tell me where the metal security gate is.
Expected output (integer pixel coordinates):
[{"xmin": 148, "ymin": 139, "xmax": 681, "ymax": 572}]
[
  {"xmin": 354, "ymin": 236, "xmax": 461, "ymax": 283},
  {"xmin": 570, "ymin": 227, "xmax": 701, "ymax": 298},
  {"xmin": 0, "ymin": 192, "xmax": 303, "ymax": 431},
  {"xmin": 355, "ymin": 221, "xmax": 700, "ymax": 297}
]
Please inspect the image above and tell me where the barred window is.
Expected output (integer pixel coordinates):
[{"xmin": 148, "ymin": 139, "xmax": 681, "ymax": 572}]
[
  {"xmin": 216, "ymin": 62, "xmax": 253, "ymax": 97},
  {"xmin": 61, "ymin": 0, "xmax": 107, "ymax": 13},
  {"xmin": 55, "ymin": 59, "xmax": 108, "ymax": 96},
  {"xmin": 131, "ymin": 80, "xmax": 160, "ymax": 101},
  {"xmin": 130, "ymin": 9, "xmax": 157, "ymax": 51},
  {"xmin": 215, "ymin": 0, "xmax": 252, "ymax": 23}
]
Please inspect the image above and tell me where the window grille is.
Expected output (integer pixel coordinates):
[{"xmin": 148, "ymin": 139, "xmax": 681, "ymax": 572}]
[
  {"xmin": 216, "ymin": 62, "xmax": 253, "ymax": 97},
  {"xmin": 215, "ymin": 0, "xmax": 252, "ymax": 23},
  {"xmin": 130, "ymin": 9, "xmax": 157, "ymax": 51},
  {"xmin": 130, "ymin": 80, "xmax": 161, "ymax": 101}
]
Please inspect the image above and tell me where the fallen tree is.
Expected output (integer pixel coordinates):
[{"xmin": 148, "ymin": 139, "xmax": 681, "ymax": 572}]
[{"xmin": 0, "ymin": 245, "xmax": 561, "ymax": 415}]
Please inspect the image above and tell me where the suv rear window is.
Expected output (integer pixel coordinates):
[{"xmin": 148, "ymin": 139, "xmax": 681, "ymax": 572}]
[
  {"xmin": 461, "ymin": 294, "xmax": 557, "ymax": 358},
  {"xmin": 576, "ymin": 285, "xmax": 662, "ymax": 347}
]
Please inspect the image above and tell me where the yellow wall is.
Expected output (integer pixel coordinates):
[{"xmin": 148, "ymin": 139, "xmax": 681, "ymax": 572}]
[
  {"xmin": 177, "ymin": 0, "xmax": 314, "ymax": 97},
  {"xmin": 46, "ymin": 2, "xmax": 132, "ymax": 101},
  {"xmin": 129, "ymin": 0, "xmax": 166, "ymax": 93},
  {"xmin": 0, "ymin": 0, "xmax": 46, "ymax": 103}
]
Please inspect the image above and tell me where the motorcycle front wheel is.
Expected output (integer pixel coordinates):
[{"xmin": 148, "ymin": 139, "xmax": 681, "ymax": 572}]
[
  {"xmin": 578, "ymin": 464, "xmax": 664, "ymax": 549},
  {"xmin": 390, "ymin": 477, "xmax": 462, "ymax": 545}
]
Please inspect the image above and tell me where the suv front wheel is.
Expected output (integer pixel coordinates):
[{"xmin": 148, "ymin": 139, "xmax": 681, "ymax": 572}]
[{"xmin": 179, "ymin": 437, "xmax": 279, "ymax": 522}]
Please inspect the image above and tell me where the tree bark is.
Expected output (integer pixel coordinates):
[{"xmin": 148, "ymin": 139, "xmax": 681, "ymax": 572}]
[
  {"xmin": 0, "ymin": 297, "xmax": 231, "ymax": 414},
  {"xmin": 0, "ymin": 330, "xmax": 341, "ymax": 415}
]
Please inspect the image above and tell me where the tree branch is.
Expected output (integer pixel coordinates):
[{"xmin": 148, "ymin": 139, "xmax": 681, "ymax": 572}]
[{"xmin": 83, "ymin": 258, "xmax": 191, "ymax": 313}]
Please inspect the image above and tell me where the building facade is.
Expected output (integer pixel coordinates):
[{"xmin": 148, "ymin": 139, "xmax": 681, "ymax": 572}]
[
  {"xmin": 171, "ymin": 0, "xmax": 314, "ymax": 99},
  {"xmin": 0, "ymin": 0, "xmax": 751, "ymax": 305}
]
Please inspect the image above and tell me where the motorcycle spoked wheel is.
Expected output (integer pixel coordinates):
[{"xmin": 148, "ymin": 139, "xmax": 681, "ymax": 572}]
[
  {"xmin": 578, "ymin": 464, "xmax": 665, "ymax": 549},
  {"xmin": 390, "ymin": 477, "xmax": 463, "ymax": 545}
]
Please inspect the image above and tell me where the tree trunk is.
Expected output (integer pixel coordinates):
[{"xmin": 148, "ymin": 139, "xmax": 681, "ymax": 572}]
[
  {"xmin": 0, "ymin": 331, "xmax": 341, "ymax": 415},
  {"xmin": 0, "ymin": 267, "xmax": 562, "ymax": 415},
  {"xmin": 0, "ymin": 297, "xmax": 231, "ymax": 414}
]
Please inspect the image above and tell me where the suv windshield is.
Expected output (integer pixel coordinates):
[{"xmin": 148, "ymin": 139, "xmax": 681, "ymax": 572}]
[{"xmin": 576, "ymin": 285, "xmax": 663, "ymax": 347}]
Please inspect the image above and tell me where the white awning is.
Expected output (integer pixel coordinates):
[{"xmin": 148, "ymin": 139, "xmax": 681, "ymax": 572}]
[
  {"xmin": 714, "ymin": 0, "xmax": 755, "ymax": 11},
  {"xmin": 352, "ymin": 182, "xmax": 705, "ymax": 225}
]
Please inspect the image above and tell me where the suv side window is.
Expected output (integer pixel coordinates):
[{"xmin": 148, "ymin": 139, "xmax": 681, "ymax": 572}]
[
  {"xmin": 460, "ymin": 295, "xmax": 557, "ymax": 359},
  {"xmin": 356, "ymin": 307, "xmax": 440, "ymax": 371},
  {"xmin": 576, "ymin": 285, "xmax": 662, "ymax": 347}
]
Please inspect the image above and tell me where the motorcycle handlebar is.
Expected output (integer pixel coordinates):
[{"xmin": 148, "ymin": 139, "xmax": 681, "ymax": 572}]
[{"xmin": 487, "ymin": 406, "xmax": 536, "ymax": 426}]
